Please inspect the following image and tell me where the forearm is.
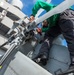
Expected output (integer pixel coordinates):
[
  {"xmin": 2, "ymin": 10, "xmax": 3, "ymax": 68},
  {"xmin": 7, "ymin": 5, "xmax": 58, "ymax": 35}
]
[{"xmin": 32, "ymin": 1, "xmax": 53, "ymax": 16}]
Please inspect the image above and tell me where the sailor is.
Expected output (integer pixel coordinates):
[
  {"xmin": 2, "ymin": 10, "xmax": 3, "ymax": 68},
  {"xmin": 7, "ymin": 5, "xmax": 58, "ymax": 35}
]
[
  {"xmin": 34, "ymin": 19, "xmax": 49, "ymax": 37},
  {"xmin": 30, "ymin": 0, "xmax": 74, "ymax": 66}
]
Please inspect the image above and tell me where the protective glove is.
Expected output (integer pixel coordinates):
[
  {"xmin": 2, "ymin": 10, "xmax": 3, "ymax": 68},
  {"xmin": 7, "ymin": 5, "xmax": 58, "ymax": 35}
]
[{"xmin": 36, "ymin": 28, "xmax": 42, "ymax": 35}]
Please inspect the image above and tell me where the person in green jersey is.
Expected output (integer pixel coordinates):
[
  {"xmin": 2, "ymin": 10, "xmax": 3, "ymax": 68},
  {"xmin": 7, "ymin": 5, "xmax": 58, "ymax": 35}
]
[{"xmin": 30, "ymin": 0, "xmax": 74, "ymax": 66}]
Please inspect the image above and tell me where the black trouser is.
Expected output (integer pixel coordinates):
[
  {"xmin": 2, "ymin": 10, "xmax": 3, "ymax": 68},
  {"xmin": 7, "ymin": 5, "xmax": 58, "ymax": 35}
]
[
  {"xmin": 38, "ymin": 19, "xmax": 74, "ymax": 59},
  {"xmin": 59, "ymin": 19, "xmax": 74, "ymax": 58}
]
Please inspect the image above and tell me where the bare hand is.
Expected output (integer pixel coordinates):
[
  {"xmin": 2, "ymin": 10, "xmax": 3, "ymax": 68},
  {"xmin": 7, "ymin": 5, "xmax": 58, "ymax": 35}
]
[{"xmin": 29, "ymin": 16, "xmax": 35, "ymax": 22}]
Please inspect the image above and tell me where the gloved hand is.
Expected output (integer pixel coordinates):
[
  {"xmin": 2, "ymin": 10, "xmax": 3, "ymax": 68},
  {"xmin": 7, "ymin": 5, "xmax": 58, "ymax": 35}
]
[{"xmin": 36, "ymin": 28, "xmax": 42, "ymax": 35}]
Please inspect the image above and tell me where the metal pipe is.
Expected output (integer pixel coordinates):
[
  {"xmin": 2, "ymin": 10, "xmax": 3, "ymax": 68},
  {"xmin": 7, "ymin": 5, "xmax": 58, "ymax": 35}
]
[
  {"xmin": 0, "ymin": 44, "xmax": 16, "ymax": 65},
  {"xmin": 35, "ymin": 0, "xmax": 74, "ymax": 24}
]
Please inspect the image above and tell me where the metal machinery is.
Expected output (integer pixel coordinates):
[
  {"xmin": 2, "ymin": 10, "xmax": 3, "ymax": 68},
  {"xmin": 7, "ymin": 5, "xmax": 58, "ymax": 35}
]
[{"xmin": 0, "ymin": 0, "xmax": 74, "ymax": 75}]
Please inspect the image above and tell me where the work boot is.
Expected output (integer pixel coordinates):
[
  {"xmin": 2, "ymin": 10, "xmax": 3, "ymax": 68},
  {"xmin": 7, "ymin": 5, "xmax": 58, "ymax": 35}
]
[
  {"xmin": 33, "ymin": 55, "xmax": 48, "ymax": 66},
  {"xmin": 70, "ymin": 57, "xmax": 74, "ymax": 66},
  {"xmin": 40, "ymin": 55, "xmax": 48, "ymax": 65}
]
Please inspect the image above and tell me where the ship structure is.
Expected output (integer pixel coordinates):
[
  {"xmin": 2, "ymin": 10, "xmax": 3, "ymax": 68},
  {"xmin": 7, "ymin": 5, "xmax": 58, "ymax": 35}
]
[{"xmin": 0, "ymin": 0, "xmax": 74, "ymax": 75}]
